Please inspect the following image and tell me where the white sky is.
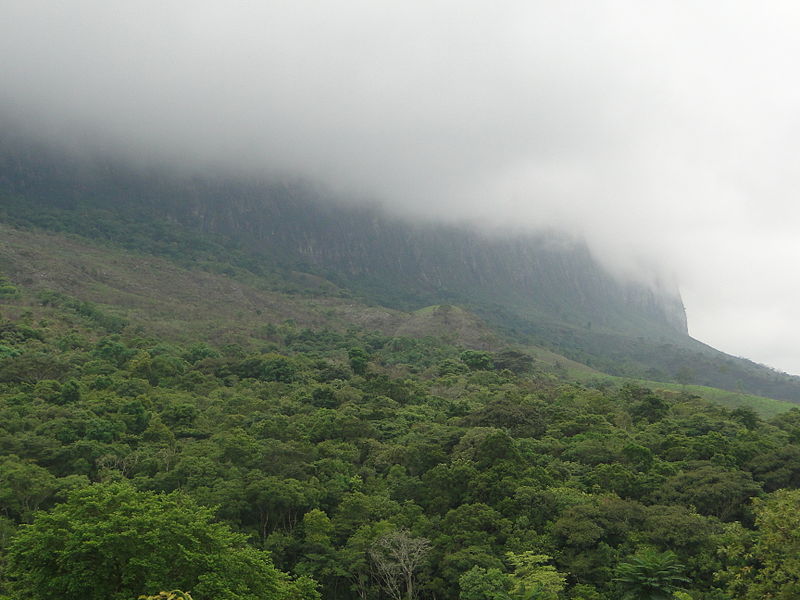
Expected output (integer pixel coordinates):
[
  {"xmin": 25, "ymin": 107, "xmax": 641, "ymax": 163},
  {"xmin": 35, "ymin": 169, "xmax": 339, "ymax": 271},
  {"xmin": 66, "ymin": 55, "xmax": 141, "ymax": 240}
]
[{"xmin": 3, "ymin": 1, "xmax": 800, "ymax": 373}]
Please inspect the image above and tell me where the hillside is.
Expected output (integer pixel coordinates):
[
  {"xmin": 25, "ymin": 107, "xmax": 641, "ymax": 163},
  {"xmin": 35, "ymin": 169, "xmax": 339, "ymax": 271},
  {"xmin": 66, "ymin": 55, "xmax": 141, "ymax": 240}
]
[
  {"xmin": 2, "ymin": 224, "xmax": 800, "ymax": 600},
  {"xmin": 5, "ymin": 145, "xmax": 800, "ymax": 598},
  {"xmin": 1, "ymin": 220, "xmax": 792, "ymax": 419},
  {"xmin": 2, "ymin": 140, "xmax": 800, "ymax": 401},
  {"xmin": 0, "ymin": 140, "xmax": 686, "ymax": 333},
  {"xmin": 0, "ymin": 223, "xmax": 504, "ymax": 351}
]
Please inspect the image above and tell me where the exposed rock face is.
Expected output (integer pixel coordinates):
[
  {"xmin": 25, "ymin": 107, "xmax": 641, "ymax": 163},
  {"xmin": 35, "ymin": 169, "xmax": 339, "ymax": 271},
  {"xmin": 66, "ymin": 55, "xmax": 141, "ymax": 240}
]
[
  {"xmin": 136, "ymin": 183, "xmax": 690, "ymax": 339},
  {"xmin": 0, "ymin": 142, "xmax": 688, "ymax": 342}
]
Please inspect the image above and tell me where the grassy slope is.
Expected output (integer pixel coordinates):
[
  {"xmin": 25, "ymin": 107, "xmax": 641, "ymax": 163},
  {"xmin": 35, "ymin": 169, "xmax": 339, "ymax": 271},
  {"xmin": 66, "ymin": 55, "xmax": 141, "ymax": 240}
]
[
  {"xmin": 1, "ymin": 222, "xmax": 793, "ymax": 418},
  {"xmin": 0, "ymin": 223, "xmax": 500, "ymax": 349},
  {"xmin": 525, "ymin": 344, "xmax": 794, "ymax": 418},
  {"xmin": 572, "ymin": 371, "xmax": 795, "ymax": 418}
]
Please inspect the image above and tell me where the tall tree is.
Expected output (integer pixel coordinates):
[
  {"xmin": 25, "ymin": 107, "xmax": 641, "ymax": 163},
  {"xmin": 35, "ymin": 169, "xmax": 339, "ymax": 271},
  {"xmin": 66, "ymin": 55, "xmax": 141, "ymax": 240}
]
[
  {"xmin": 5, "ymin": 482, "xmax": 319, "ymax": 600},
  {"xmin": 370, "ymin": 528, "xmax": 431, "ymax": 600},
  {"xmin": 719, "ymin": 489, "xmax": 800, "ymax": 599},
  {"xmin": 614, "ymin": 548, "xmax": 689, "ymax": 600}
]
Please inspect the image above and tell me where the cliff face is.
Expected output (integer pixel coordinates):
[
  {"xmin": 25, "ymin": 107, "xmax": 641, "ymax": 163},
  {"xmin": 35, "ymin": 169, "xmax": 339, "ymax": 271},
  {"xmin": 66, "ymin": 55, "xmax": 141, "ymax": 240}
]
[
  {"xmin": 0, "ymin": 144, "xmax": 688, "ymax": 342},
  {"xmin": 0, "ymin": 143, "xmax": 705, "ymax": 383},
  {"xmin": 132, "ymin": 182, "xmax": 689, "ymax": 339}
]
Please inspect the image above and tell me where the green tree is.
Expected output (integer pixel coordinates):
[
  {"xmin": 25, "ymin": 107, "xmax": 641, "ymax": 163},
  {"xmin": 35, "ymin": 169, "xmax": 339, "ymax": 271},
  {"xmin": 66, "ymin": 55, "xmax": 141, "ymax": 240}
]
[
  {"xmin": 0, "ymin": 455, "xmax": 57, "ymax": 521},
  {"xmin": 718, "ymin": 489, "xmax": 800, "ymax": 599},
  {"xmin": 460, "ymin": 350, "xmax": 494, "ymax": 371},
  {"xmin": 59, "ymin": 379, "xmax": 82, "ymax": 404},
  {"xmin": 5, "ymin": 482, "xmax": 319, "ymax": 600},
  {"xmin": 614, "ymin": 548, "xmax": 689, "ymax": 600},
  {"xmin": 505, "ymin": 552, "xmax": 565, "ymax": 600},
  {"xmin": 295, "ymin": 509, "xmax": 345, "ymax": 592},
  {"xmin": 348, "ymin": 347, "xmax": 370, "ymax": 375},
  {"xmin": 459, "ymin": 566, "xmax": 512, "ymax": 600},
  {"xmin": 0, "ymin": 276, "xmax": 20, "ymax": 297},
  {"xmin": 340, "ymin": 521, "xmax": 396, "ymax": 600},
  {"xmin": 731, "ymin": 406, "xmax": 760, "ymax": 430},
  {"xmin": 747, "ymin": 445, "xmax": 800, "ymax": 491},
  {"xmin": 492, "ymin": 350, "xmax": 533, "ymax": 374},
  {"xmin": 655, "ymin": 463, "xmax": 762, "ymax": 521}
]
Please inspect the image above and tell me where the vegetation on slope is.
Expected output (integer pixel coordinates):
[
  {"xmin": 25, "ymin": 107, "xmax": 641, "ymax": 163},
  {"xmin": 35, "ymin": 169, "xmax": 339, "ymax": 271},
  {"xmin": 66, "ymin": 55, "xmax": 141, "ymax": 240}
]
[
  {"xmin": 2, "ymin": 274, "xmax": 800, "ymax": 599},
  {"xmin": 2, "ymin": 145, "xmax": 800, "ymax": 401}
]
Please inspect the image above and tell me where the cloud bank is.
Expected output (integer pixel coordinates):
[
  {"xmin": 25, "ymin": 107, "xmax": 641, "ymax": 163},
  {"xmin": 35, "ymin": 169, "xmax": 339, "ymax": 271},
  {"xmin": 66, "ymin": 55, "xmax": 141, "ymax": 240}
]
[{"xmin": 3, "ymin": 1, "xmax": 800, "ymax": 373}]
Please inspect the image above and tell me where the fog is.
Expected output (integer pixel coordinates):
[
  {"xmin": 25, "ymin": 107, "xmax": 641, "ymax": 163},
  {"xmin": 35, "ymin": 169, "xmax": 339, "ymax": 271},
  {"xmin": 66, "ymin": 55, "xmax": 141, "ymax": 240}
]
[{"xmin": 3, "ymin": 1, "xmax": 800, "ymax": 373}]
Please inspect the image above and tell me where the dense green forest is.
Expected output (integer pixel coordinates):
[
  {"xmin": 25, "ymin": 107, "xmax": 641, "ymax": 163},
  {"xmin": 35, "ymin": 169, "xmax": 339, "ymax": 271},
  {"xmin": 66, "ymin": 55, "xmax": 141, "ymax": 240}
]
[{"xmin": 2, "ymin": 271, "xmax": 800, "ymax": 599}]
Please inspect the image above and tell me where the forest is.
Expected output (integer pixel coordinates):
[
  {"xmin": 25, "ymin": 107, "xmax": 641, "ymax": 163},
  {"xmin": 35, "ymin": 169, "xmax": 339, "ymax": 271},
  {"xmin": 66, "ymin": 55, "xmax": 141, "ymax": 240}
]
[{"xmin": 2, "ymin": 274, "xmax": 800, "ymax": 600}]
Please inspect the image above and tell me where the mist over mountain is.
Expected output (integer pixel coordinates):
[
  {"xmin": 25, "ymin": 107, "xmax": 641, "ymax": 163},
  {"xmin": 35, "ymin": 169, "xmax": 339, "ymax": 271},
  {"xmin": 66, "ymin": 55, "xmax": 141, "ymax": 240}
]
[
  {"xmin": 5, "ymin": 2, "xmax": 800, "ymax": 373},
  {"xmin": 0, "ymin": 136, "xmax": 683, "ymax": 323},
  {"xmin": 3, "ymin": 137, "xmax": 800, "ymax": 402},
  {"xmin": 8, "ymin": 5, "xmax": 800, "ymax": 600}
]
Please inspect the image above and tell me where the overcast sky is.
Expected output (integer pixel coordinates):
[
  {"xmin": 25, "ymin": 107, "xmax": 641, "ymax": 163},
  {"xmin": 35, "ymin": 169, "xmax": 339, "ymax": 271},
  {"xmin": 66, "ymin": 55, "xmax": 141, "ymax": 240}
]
[{"xmin": 3, "ymin": 1, "xmax": 800, "ymax": 374}]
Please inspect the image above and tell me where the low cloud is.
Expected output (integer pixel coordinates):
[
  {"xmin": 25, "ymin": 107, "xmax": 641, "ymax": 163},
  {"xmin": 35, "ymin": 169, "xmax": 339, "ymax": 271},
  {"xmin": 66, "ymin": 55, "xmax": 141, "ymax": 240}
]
[{"xmin": 3, "ymin": 1, "xmax": 800, "ymax": 372}]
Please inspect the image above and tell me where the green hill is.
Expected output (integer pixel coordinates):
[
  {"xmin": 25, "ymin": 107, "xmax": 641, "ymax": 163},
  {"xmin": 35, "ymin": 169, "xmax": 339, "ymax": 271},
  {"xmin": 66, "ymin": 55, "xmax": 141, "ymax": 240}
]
[{"xmin": 2, "ymin": 141, "xmax": 800, "ymax": 402}]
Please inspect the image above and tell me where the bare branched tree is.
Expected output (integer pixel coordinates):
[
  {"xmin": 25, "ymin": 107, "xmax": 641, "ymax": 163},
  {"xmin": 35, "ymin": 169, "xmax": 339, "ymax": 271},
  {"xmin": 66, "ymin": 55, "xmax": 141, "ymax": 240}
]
[{"xmin": 370, "ymin": 529, "xmax": 431, "ymax": 600}]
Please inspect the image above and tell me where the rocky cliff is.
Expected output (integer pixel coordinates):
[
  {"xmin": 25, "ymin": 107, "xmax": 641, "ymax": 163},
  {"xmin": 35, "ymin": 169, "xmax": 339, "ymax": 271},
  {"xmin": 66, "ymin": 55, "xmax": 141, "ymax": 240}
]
[{"xmin": 0, "ymin": 143, "xmax": 688, "ymax": 343}]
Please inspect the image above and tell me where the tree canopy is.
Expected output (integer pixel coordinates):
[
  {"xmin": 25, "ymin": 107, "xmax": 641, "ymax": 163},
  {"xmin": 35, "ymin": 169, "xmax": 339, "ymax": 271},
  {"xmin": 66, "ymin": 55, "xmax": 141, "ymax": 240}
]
[
  {"xmin": 0, "ymin": 278, "xmax": 798, "ymax": 599},
  {"xmin": 5, "ymin": 482, "xmax": 318, "ymax": 600}
]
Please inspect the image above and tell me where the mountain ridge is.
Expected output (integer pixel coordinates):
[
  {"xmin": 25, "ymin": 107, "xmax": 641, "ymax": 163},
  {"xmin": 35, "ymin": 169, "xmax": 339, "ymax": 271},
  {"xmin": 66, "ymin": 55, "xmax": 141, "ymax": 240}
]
[
  {"xmin": 2, "ymin": 140, "xmax": 800, "ymax": 401},
  {"xmin": 0, "ymin": 140, "xmax": 687, "ymax": 335}
]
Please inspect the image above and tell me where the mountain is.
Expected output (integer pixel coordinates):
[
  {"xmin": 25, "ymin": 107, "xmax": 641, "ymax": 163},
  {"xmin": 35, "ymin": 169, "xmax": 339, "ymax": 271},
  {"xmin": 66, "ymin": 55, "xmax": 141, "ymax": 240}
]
[
  {"xmin": 2, "ymin": 138, "xmax": 800, "ymax": 401},
  {"xmin": 5, "ymin": 137, "xmax": 800, "ymax": 600}
]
